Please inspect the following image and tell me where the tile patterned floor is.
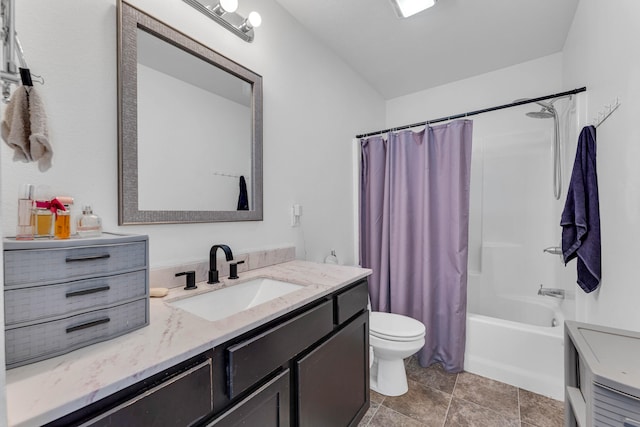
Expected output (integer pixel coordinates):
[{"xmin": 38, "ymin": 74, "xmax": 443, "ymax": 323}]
[{"xmin": 359, "ymin": 356, "xmax": 564, "ymax": 427}]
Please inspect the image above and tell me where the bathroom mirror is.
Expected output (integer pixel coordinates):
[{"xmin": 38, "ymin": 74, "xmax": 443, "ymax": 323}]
[{"xmin": 117, "ymin": 1, "xmax": 263, "ymax": 224}]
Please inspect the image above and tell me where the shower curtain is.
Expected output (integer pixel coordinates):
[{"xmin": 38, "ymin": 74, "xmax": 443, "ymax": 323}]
[{"xmin": 360, "ymin": 119, "xmax": 473, "ymax": 372}]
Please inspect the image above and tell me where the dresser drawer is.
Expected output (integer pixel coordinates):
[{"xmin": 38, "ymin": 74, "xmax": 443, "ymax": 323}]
[
  {"xmin": 4, "ymin": 242, "xmax": 147, "ymax": 287},
  {"xmin": 5, "ymin": 298, "xmax": 148, "ymax": 368},
  {"xmin": 5, "ymin": 270, "xmax": 148, "ymax": 326},
  {"xmin": 594, "ymin": 383, "xmax": 640, "ymax": 427}
]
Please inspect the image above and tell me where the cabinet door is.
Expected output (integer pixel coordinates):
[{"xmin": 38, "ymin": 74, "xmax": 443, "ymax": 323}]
[
  {"xmin": 207, "ymin": 369, "xmax": 290, "ymax": 427},
  {"xmin": 296, "ymin": 311, "xmax": 369, "ymax": 427},
  {"xmin": 81, "ymin": 360, "xmax": 212, "ymax": 427}
]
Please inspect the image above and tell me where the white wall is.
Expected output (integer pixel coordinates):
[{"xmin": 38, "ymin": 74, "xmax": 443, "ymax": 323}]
[
  {"xmin": 0, "ymin": 3, "xmax": 383, "ymax": 422},
  {"xmin": 1, "ymin": 0, "xmax": 385, "ymax": 269},
  {"xmin": 562, "ymin": 0, "xmax": 640, "ymax": 331}
]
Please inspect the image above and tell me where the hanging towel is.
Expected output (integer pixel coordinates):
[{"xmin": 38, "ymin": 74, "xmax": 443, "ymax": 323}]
[
  {"xmin": 1, "ymin": 86, "xmax": 31, "ymax": 162},
  {"xmin": 27, "ymin": 87, "xmax": 52, "ymax": 172},
  {"xmin": 561, "ymin": 125, "xmax": 601, "ymax": 293},
  {"xmin": 1, "ymin": 86, "xmax": 52, "ymax": 171},
  {"xmin": 237, "ymin": 175, "xmax": 249, "ymax": 210}
]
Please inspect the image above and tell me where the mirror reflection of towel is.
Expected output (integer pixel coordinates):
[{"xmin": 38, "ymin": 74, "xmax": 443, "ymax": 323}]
[
  {"xmin": 237, "ymin": 175, "xmax": 249, "ymax": 210},
  {"xmin": 1, "ymin": 86, "xmax": 52, "ymax": 171}
]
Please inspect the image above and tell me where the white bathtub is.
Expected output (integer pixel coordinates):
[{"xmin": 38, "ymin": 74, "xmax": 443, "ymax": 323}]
[{"xmin": 464, "ymin": 295, "xmax": 565, "ymax": 400}]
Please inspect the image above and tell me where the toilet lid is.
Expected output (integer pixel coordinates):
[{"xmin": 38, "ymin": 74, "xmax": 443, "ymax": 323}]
[{"xmin": 370, "ymin": 312, "xmax": 425, "ymax": 341}]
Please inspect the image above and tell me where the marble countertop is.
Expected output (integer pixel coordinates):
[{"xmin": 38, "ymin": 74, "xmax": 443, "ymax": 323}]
[{"xmin": 5, "ymin": 260, "xmax": 371, "ymax": 427}]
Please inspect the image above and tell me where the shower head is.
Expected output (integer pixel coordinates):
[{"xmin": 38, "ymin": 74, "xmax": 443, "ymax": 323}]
[
  {"xmin": 526, "ymin": 110, "xmax": 555, "ymax": 119},
  {"xmin": 514, "ymin": 98, "xmax": 557, "ymax": 119}
]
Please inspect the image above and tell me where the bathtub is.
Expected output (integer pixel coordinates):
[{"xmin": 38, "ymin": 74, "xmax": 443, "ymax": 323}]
[{"xmin": 464, "ymin": 294, "xmax": 565, "ymax": 400}]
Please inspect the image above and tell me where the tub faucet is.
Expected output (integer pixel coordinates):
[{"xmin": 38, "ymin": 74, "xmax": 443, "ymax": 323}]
[
  {"xmin": 208, "ymin": 244, "xmax": 233, "ymax": 284},
  {"xmin": 537, "ymin": 285, "xmax": 565, "ymax": 299}
]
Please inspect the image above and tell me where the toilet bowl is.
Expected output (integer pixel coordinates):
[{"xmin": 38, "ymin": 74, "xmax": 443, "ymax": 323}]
[{"xmin": 369, "ymin": 311, "xmax": 425, "ymax": 396}]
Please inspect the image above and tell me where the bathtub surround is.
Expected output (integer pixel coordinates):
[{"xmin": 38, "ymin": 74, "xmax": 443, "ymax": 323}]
[
  {"xmin": 360, "ymin": 120, "xmax": 473, "ymax": 372},
  {"xmin": 561, "ymin": 125, "xmax": 601, "ymax": 293}
]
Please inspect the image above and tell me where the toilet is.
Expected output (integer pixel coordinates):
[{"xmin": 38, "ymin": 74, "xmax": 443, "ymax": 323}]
[{"xmin": 369, "ymin": 309, "xmax": 426, "ymax": 396}]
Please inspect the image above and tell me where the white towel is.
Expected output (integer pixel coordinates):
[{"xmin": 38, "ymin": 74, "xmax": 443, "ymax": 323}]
[{"xmin": 1, "ymin": 86, "xmax": 52, "ymax": 171}]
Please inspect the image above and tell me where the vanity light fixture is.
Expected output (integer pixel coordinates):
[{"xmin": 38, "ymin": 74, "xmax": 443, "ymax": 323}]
[
  {"xmin": 390, "ymin": 0, "xmax": 437, "ymax": 18},
  {"xmin": 183, "ymin": 0, "xmax": 262, "ymax": 42}
]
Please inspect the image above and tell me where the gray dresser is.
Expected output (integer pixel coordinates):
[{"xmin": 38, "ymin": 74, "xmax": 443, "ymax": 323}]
[
  {"xmin": 3, "ymin": 233, "xmax": 149, "ymax": 368},
  {"xmin": 565, "ymin": 321, "xmax": 640, "ymax": 427}
]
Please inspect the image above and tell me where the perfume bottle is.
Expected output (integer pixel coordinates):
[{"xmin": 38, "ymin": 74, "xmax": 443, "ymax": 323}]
[
  {"xmin": 16, "ymin": 184, "xmax": 35, "ymax": 240},
  {"xmin": 34, "ymin": 185, "xmax": 54, "ymax": 238},
  {"xmin": 77, "ymin": 206, "xmax": 102, "ymax": 238}
]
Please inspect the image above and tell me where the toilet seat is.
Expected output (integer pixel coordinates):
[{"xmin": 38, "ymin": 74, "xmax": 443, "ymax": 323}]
[{"xmin": 370, "ymin": 312, "xmax": 425, "ymax": 342}]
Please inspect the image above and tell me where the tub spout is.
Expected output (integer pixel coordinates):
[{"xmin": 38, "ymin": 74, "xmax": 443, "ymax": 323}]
[
  {"xmin": 537, "ymin": 285, "xmax": 565, "ymax": 299},
  {"xmin": 543, "ymin": 246, "xmax": 562, "ymax": 255}
]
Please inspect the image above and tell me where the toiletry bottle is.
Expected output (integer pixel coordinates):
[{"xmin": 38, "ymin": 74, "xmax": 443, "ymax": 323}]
[
  {"xmin": 54, "ymin": 196, "xmax": 74, "ymax": 240},
  {"xmin": 34, "ymin": 185, "xmax": 53, "ymax": 238},
  {"xmin": 77, "ymin": 205, "xmax": 102, "ymax": 238},
  {"xmin": 324, "ymin": 249, "xmax": 339, "ymax": 264},
  {"xmin": 16, "ymin": 184, "xmax": 35, "ymax": 240},
  {"xmin": 54, "ymin": 209, "xmax": 71, "ymax": 239}
]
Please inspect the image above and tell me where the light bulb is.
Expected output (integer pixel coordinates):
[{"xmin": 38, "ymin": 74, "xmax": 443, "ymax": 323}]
[
  {"xmin": 248, "ymin": 11, "xmax": 262, "ymax": 28},
  {"xmin": 220, "ymin": 0, "xmax": 238, "ymax": 13},
  {"xmin": 209, "ymin": 0, "xmax": 237, "ymax": 16}
]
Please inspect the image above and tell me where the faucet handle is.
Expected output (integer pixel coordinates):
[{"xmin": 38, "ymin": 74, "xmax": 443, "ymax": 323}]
[
  {"xmin": 176, "ymin": 271, "xmax": 197, "ymax": 290},
  {"xmin": 229, "ymin": 260, "xmax": 245, "ymax": 280}
]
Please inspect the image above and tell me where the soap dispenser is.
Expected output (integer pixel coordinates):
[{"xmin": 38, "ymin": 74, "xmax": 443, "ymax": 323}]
[
  {"xmin": 77, "ymin": 205, "xmax": 102, "ymax": 238},
  {"xmin": 324, "ymin": 249, "xmax": 339, "ymax": 264}
]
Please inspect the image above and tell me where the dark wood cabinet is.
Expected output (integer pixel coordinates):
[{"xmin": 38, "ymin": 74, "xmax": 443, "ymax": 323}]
[
  {"xmin": 46, "ymin": 352, "xmax": 213, "ymax": 427},
  {"xmin": 50, "ymin": 279, "xmax": 370, "ymax": 427},
  {"xmin": 296, "ymin": 311, "xmax": 369, "ymax": 427},
  {"xmin": 206, "ymin": 370, "xmax": 290, "ymax": 427}
]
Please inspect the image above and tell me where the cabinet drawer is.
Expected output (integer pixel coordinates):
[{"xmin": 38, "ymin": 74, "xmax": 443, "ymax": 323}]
[
  {"xmin": 335, "ymin": 280, "xmax": 368, "ymax": 325},
  {"xmin": 5, "ymin": 298, "xmax": 148, "ymax": 368},
  {"xmin": 4, "ymin": 242, "xmax": 147, "ymax": 287},
  {"xmin": 80, "ymin": 360, "xmax": 212, "ymax": 427},
  {"xmin": 207, "ymin": 369, "xmax": 290, "ymax": 427},
  {"xmin": 594, "ymin": 383, "xmax": 640, "ymax": 427},
  {"xmin": 227, "ymin": 300, "xmax": 333, "ymax": 399},
  {"xmin": 5, "ymin": 270, "xmax": 147, "ymax": 326}
]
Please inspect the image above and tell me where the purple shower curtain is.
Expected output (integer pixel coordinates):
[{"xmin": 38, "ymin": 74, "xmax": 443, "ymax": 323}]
[{"xmin": 360, "ymin": 119, "xmax": 473, "ymax": 372}]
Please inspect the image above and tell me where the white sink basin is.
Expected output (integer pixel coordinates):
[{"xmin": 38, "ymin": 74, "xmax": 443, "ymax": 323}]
[{"xmin": 169, "ymin": 278, "xmax": 304, "ymax": 322}]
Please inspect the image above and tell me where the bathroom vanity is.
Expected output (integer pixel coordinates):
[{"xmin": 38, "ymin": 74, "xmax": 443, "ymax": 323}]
[
  {"xmin": 5, "ymin": 260, "xmax": 371, "ymax": 427},
  {"xmin": 565, "ymin": 321, "xmax": 640, "ymax": 427}
]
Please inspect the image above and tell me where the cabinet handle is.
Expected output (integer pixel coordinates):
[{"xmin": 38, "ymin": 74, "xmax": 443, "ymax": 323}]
[
  {"xmin": 65, "ymin": 254, "xmax": 111, "ymax": 263},
  {"xmin": 66, "ymin": 317, "xmax": 110, "ymax": 333},
  {"xmin": 624, "ymin": 418, "xmax": 640, "ymax": 427},
  {"xmin": 66, "ymin": 286, "xmax": 111, "ymax": 298}
]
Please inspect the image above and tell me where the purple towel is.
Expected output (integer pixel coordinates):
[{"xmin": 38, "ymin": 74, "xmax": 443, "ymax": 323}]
[{"xmin": 561, "ymin": 125, "xmax": 601, "ymax": 293}]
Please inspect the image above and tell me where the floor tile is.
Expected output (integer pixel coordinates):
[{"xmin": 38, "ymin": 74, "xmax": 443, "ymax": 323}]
[
  {"xmin": 519, "ymin": 388, "xmax": 564, "ymax": 427},
  {"xmin": 453, "ymin": 371, "xmax": 520, "ymax": 419},
  {"xmin": 368, "ymin": 405, "xmax": 426, "ymax": 427},
  {"xmin": 382, "ymin": 379, "xmax": 450, "ymax": 427},
  {"xmin": 358, "ymin": 401, "xmax": 381, "ymax": 427},
  {"xmin": 444, "ymin": 397, "xmax": 519, "ymax": 427},
  {"xmin": 370, "ymin": 389, "xmax": 386, "ymax": 405},
  {"xmin": 405, "ymin": 356, "xmax": 458, "ymax": 394}
]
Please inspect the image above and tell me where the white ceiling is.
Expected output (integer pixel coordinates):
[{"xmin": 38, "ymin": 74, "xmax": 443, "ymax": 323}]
[{"xmin": 274, "ymin": 0, "xmax": 580, "ymax": 100}]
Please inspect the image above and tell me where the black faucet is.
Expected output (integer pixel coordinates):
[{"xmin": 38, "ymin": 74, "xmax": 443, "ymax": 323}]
[{"xmin": 208, "ymin": 244, "xmax": 233, "ymax": 284}]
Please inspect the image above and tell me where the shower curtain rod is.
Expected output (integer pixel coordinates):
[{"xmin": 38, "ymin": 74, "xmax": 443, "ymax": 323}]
[{"xmin": 355, "ymin": 86, "xmax": 587, "ymax": 139}]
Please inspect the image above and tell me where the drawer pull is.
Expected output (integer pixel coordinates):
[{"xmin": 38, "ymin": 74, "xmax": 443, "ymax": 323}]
[
  {"xmin": 66, "ymin": 286, "xmax": 111, "ymax": 298},
  {"xmin": 65, "ymin": 253, "xmax": 111, "ymax": 263},
  {"xmin": 66, "ymin": 317, "xmax": 110, "ymax": 333},
  {"xmin": 624, "ymin": 418, "xmax": 640, "ymax": 427}
]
